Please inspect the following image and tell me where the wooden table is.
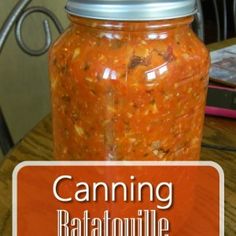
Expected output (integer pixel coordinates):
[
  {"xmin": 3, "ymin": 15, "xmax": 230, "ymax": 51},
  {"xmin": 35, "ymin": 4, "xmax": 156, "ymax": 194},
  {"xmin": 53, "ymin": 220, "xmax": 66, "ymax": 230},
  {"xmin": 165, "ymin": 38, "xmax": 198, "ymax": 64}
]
[{"xmin": 0, "ymin": 39, "xmax": 236, "ymax": 235}]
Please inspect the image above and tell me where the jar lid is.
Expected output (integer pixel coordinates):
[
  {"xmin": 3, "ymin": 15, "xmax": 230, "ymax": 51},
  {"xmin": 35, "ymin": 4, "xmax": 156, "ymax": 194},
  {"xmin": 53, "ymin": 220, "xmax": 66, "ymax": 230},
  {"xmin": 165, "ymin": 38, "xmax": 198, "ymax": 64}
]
[{"xmin": 65, "ymin": 0, "xmax": 197, "ymax": 21}]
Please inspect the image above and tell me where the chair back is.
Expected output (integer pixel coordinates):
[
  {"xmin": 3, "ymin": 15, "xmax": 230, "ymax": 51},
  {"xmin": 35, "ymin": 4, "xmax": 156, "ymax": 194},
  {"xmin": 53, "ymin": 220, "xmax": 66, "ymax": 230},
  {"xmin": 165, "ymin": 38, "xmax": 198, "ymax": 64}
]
[
  {"xmin": 197, "ymin": 0, "xmax": 236, "ymax": 43},
  {"xmin": 0, "ymin": 0, "xmax": 63, "ymax": 155}
]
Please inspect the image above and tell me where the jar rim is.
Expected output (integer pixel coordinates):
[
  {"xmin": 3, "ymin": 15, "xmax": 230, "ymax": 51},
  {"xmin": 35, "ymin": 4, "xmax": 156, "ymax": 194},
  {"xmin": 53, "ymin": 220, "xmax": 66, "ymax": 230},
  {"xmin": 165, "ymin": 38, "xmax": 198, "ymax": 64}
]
[{"xmin": 65, "ymin": 0, "xmax": 197, "ymax": 21}]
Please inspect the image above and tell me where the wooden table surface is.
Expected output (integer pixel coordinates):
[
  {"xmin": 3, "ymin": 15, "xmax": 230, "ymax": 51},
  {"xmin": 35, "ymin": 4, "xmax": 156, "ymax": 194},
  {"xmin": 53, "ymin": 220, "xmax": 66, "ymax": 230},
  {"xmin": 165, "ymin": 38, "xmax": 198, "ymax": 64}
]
[{"xmin": 0, "ymin": 39, "xmax": 236, "ymax": 235}]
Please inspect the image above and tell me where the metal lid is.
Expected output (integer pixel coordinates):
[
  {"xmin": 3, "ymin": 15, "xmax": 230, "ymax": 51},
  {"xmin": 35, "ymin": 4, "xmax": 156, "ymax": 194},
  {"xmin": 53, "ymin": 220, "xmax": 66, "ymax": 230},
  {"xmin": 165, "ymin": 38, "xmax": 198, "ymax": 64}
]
[{"xmin": 65, "ymin": 0, "xmax": 197, "ymax": 21}]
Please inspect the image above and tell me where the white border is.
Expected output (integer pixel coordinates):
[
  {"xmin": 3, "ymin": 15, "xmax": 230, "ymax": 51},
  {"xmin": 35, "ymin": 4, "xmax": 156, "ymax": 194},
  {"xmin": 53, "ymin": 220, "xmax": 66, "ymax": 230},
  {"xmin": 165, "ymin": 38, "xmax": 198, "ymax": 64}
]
[{"xmin": 12, "ymin": 161, "xmax": 224, "ymax": 235}]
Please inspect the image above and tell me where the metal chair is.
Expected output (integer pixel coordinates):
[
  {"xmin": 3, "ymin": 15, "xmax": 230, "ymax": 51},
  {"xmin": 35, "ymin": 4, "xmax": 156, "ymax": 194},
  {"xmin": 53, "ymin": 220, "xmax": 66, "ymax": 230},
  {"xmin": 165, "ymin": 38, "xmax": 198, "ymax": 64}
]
[
  {"xmin": 196, "ymin": 0, "xmax": 236, "ymax": 42},
  {"xmin": 0, "ymin": 0, "xmax": 63, "ymax": 155},
  {"xmin": 213, "ymin": 0, "xmax": 227, "ymax": 41}
]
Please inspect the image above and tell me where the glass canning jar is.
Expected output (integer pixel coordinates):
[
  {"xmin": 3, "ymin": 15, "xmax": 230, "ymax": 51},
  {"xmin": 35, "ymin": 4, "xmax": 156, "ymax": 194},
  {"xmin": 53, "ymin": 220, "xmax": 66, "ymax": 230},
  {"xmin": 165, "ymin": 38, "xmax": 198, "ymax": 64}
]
[{"xmin": 49, "ymin": 0, "xmax": 210, "ymax": 160}]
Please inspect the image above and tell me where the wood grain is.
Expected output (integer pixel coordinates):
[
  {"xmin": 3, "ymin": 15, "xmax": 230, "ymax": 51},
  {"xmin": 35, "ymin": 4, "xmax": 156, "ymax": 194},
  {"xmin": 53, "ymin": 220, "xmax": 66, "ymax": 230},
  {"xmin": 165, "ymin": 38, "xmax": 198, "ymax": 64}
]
[{"xmin": 1, "ymin": 39, "xmax": 236, "ymax": 235}]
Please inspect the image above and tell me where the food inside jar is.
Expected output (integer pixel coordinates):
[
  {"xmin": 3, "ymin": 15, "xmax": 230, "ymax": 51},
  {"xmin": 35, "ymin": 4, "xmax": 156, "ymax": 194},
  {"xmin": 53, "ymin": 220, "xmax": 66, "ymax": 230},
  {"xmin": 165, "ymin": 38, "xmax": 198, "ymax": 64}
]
[{"xmin": 49, "ymin": 17, "xmax": 210, "ymax": 160}]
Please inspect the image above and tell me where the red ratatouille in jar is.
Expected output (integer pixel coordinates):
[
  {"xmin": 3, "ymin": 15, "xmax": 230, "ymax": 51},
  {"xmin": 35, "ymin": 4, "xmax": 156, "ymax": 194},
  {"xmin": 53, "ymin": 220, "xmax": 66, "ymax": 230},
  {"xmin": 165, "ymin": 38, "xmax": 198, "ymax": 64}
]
[{"xmin": 49, "ymin": 0, "xmax": 210, "ymax": 160}]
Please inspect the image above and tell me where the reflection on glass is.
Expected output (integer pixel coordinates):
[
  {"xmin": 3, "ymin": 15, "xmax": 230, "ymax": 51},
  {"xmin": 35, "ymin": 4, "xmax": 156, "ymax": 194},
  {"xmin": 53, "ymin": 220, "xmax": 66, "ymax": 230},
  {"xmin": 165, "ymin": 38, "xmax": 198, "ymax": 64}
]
[
  {"xmin": 102, "ymin": 68, "xmax": 117, "ymax": 80},
  {"xmin": 146, "ymin": 63, "xmax": 168, "ymax": 81},
  {"xmin": 147, "ymin": 33, "xmax": 167, "ymax": 40}
]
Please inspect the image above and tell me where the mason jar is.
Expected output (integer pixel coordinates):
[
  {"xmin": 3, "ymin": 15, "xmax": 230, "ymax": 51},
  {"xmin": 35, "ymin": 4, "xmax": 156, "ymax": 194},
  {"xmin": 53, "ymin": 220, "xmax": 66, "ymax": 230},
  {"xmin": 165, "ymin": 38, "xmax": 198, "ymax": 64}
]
[{"xmin": 49, "ymin": 0, "xmax": 210, "ymax": 160}]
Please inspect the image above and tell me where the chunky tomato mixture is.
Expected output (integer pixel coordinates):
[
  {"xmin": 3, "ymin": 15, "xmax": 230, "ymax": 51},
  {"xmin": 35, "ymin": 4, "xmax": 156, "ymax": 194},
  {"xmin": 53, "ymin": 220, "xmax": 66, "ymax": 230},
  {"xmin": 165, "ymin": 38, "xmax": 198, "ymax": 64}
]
[{"xmin": 49, "ymin": 16, "xmax": 210, "ymax": 160}]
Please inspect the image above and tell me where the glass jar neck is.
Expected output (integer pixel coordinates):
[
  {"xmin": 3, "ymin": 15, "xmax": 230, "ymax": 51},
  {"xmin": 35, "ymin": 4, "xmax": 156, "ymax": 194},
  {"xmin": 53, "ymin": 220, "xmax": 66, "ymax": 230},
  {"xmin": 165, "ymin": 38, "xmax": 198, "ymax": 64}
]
[{"xmin": 68, "ymin": 15, "xmax": 194, "ymax": 32}]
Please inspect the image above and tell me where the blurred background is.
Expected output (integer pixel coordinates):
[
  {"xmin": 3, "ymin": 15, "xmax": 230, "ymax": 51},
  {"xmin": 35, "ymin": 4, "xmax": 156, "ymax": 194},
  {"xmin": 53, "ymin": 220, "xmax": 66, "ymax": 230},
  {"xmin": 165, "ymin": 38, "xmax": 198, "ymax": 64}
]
[
  {"xmin": 0, "ymin": 0, "xmax": 68, "ymax": 158},
  {"xmin": 202, "ymin": 0, "xmax": 236, "ymax": 43}
]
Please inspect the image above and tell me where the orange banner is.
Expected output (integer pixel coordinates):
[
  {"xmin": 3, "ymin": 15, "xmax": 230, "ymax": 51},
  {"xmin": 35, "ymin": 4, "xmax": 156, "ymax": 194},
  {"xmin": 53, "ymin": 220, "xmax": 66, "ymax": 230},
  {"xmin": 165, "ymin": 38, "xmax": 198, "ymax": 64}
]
[{"xmin": 13, "ymin": 161, "xmax": 224, "ymax": 235}]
